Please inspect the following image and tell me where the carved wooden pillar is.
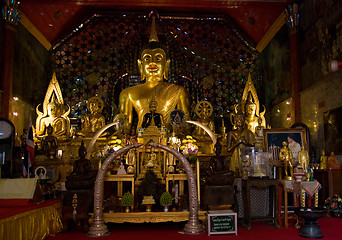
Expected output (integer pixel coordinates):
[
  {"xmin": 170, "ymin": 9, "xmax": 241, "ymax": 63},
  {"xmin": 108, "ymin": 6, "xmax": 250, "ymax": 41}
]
[
  {"xmin": 0, "ymin": 0, "xmax": 21, "ymax": 118},
  {"xmin": 286, "ymin": 3, "xmax": 301, "ymax": 124}
]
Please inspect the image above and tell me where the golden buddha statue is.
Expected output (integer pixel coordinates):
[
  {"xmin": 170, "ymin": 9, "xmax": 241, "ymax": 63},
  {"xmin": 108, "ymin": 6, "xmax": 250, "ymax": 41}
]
[
  {"xmin": 254, "ymin": 117, "xmax": 265, "ymax": 148},
  {"xmin": 36, "ymin": 73, "xmax": 70, "ymax": 141},
  {"xmin": 279, "ymin": 141, "xmax": 294, "ymax": 180},
  {"xmin": 79, "ymin": 96, "xmax": 106, "ymax": 137},
  {"xmin": 114, "ymin": 16, "xmax": 190, "ymax": 135},
  {"xmin": 193, "ymin": 100, "xmax": 215, "ymax": 138},
  {"xmin": 227, "ymin": 107, "xmax": 255, "ymax": 176},
  {"xmin": 244, "ymin": 94, "xmax": 259, "ymax": 133},
  {"xmin": 51, "ymin": 154, "xmax": 73, "ymax": 190},
  {"xmin": 237, "ymin": 73, "xmax": 266, "ymax": 134},
  {"xmin": 297, "ymin": 145, "xmax": 309, "ymax": 170},
  {"xmin": 319, "ymin": 150, "xmax": 328, "ymax": 170}
]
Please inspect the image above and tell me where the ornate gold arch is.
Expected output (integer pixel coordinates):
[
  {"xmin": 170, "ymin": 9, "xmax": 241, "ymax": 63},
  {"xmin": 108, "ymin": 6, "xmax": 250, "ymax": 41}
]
[
  {"xmin": 241, "ymin": 73, "xmax": 260, "ymax": 116},
  {"xmin": 35, "ymin": 72, "xmax": 69, "ymax": 132}
]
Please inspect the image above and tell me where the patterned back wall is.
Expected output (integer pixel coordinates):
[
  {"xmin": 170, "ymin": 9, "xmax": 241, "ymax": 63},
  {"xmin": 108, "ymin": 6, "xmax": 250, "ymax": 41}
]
[{"xmin": 52, "ymin": 12, "xmax": 259, "ymax": 126}]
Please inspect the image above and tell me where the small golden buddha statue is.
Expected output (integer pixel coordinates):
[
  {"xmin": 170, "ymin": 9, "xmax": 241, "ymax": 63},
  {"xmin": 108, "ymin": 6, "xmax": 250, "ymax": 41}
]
[
  {"xmin": 244, "ymin": 94, "xmax": 259, "ymax": 134},
  {"xmin": 193, "ymin": 100, "xmax": 215, "ymax": 139},
  {"xmin": 297, "ymin": 145, "xmax": 309, "ymax": 170},
  {"xmin": 79, "ymin": 96, "xmax": 106, "ymax": 137},
  {"xmin": 279, "ymin": 141, "xmax": 294, "ymax": 180},
  {"xmin": 254, "ymin": 117, "xmax": 265, "ymax": 148},
  {"xmin": 145, "ymin": 152, "xmax": 158, "ymax": 168},
  {"xmin": 51, "ymin": 154, "xmax": 73, "ymax": 190},
  {"xmin": 114, "ymin": 16, "xmax": 190, "ymax": 135},
  {"xmin": 227, "ymin": 108, "xmax": 255, "ymax": 176},
  {"xmin": 319, "ymin": 150, "xmax": 328, "ymax": 170}
]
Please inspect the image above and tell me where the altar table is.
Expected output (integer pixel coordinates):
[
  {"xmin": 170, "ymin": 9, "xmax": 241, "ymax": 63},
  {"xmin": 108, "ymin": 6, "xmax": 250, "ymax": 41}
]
[
  {"xmin": 241, "ymin": 178, "xmax": 281, "ymax": 230},
  {"xmin": 282, "ymin": 180, "xmax": 321, "ymax": 228}
]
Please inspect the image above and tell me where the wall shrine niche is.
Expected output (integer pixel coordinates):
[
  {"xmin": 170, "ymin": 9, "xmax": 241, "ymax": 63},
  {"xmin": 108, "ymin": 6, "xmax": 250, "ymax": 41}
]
[{"xmin": 52, "ymin": 12, "xmax": 259, "ymax": 128}]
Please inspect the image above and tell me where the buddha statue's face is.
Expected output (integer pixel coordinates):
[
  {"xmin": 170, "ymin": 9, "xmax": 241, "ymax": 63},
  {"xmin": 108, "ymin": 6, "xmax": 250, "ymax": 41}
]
[
  {"xmin": 235, "ymin": 114, "xmax": 245, "ymax": 128},
  {"xmin": 246, "ymin": 104, "xmax": 256, "ymax": 117},
  {"xmin": 89, "ymin": 102, "xmax": 99, "ymax": 114},
  {"xmin": 47, "ymin": 103, "xmax": 57, "ymax": 118},
  {"xmin": 138, "ymin": 48, "xmax": 170, "ymax": 81}
]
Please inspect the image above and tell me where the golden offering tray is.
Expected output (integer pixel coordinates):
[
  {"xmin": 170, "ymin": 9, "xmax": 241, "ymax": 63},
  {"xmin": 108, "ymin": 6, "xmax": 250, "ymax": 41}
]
[{"xmin": 90, "ymin": 211, "xmax": 207, "ymax": 224}]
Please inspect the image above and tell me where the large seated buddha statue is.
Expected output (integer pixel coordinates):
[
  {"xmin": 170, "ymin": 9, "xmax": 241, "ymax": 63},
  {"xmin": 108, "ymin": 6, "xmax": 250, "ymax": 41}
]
[
  {"xmin": 35, "ymin": 73, "xmax": 70, "ymax": 141},
  {"xmin": 114, "ymin": 16, "xmax": 190, "ymax": 135}
]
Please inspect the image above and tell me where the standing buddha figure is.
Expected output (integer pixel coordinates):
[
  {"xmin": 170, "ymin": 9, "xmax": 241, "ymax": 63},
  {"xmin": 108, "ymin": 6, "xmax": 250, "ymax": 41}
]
[
  {"xmin": 319, "ymin": 150, "xmax": 328, "ymax": 170},
  {"xmin": 114, "ymin": 16, "xmax": 190, "ymax": 135},
  {"xmin": 297, "ymin": 145, "xmax": 309, "ymax": 170},
  {"xmin": 279, "ymin": 141, "xmax": 294, "ymax": 180}
]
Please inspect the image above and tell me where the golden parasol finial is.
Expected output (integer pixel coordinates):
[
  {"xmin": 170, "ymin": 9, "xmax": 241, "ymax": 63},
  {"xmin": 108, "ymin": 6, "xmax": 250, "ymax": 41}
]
[{"xmin": 149, "ymin": 16, "xmax": 159, "ymax": 42}]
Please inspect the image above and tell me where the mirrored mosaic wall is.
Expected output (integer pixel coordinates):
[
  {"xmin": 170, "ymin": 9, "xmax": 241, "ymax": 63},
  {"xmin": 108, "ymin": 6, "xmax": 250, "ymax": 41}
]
[{"xmin": 52, "ymin": 13, "xmax": 259, "ymax": 123}]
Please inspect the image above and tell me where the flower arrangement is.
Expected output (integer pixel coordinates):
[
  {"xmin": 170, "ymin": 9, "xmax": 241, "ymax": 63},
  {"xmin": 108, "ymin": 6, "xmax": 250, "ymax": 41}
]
[
  {"xmin": 121, "ymin": 192, "xmax": 134, "ymax": 207},
  {"xmin": 100, "ymin": 136, "xmax": 123, "ymax": 164},
  {"xmin": 324, "ymin": 194, "xmax": 342, "ymax": 216},
  {"xmin": 160, "ymin": 191, "xmax": 173, "ymax": 206},
  {"xmin": 108, "ymin": 136, "xmax": 122, "ymax": 151},
  {"xmin": 180, "ymin": 136, "xmax": 198, "ymax": 164}
]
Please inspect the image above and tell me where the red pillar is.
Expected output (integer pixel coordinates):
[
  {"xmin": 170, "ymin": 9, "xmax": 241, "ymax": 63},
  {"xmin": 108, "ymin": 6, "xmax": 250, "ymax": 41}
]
[
  {"xmin": 286, "ymin": 3, "xmax": 301, "ymax": 124},
  {"xmin": 0, "ymin": 24, "xmax": 16, "ymax": 119},
  {"xmin": 289, "ymin": 30, "xmax": 301, "ymax": 124}
]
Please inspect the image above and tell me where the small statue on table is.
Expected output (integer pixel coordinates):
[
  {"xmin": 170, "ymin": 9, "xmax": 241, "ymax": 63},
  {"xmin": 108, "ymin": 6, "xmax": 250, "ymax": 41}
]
[
  {"xmin": 279, "ymin": 141, "xmax": 294, "ymax": 180},
  {"xmin": 41, "ymin": 124, "xmax": 58, "ymax": 159},
  {"xmin": 327, "ymin": 152, "xmax": 341, "ymax": 169},
  {"xmin": 319, "ymin": 150, "xmax": 328, "ymax": 170},
  {"xmin": 65, "ymin": 140, "xmax": 96, "ymax": 190},
  {"xmin": 297, "ymin": 145, "xmax": 310, "ymax": 170}
]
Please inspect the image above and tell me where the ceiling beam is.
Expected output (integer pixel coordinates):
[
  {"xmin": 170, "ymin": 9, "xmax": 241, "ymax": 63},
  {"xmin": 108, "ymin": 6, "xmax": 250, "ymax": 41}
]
[
  {"xmin": 256, "ymin": 10, "xmax": 286, "ymax": 52},
  {"xmin": 20, "ymin": 13, "xmax": 52, "ymax": 50}
]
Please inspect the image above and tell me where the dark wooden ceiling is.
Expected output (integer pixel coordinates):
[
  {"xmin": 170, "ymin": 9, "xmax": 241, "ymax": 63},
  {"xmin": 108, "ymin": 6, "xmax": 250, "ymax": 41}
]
[{"xmin": 20, "ymin": 0, "xmax": 293, "ymax": 46}]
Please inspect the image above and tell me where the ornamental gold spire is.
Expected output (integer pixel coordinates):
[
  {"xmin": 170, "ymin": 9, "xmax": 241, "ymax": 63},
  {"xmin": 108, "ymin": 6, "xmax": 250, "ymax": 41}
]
[{"xmin": 149, "ymin": 16, "xmax": 159, "ymax": 42}]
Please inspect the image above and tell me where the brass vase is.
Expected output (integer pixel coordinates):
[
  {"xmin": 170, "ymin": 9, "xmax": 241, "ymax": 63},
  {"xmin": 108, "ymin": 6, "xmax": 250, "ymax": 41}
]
[
  {"xmin": 125, "ymin": 206, "xmax": 130, "ymax": 213},
  {"xmin": 145, "ymin": 204, "xmax": 152, "ymax": 212}
]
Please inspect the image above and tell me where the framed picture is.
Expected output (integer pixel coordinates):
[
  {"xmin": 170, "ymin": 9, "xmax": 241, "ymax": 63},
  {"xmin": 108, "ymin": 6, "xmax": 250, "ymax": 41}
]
[{"xmin": 264, "ymin": 128, "xmax": 307, "ymax": 163}]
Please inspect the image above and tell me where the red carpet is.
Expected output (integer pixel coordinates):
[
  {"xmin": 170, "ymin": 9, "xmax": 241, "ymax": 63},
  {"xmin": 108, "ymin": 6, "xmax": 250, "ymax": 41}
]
[{"xmin": 47, "ymin": 216, "xmax": 342, "ymax": 240}]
